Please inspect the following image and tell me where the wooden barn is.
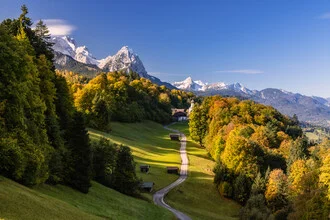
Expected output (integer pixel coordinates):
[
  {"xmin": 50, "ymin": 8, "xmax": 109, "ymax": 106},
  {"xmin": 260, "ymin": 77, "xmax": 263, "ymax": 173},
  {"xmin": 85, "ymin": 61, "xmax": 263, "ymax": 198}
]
[
  {"xmin": 169, "ymin": 133, "xmax": 181, "ymax": 141},
  {"xmin": 167, "ymin": 166, "xmax": 179, "ymax": 174},
  {"xmin": 140, "ymin": 165, "xmax": 150, "ymax": 173},
  {"xmin": 140, "ymin": 182, "xmax": 154, "ymax": 192}
]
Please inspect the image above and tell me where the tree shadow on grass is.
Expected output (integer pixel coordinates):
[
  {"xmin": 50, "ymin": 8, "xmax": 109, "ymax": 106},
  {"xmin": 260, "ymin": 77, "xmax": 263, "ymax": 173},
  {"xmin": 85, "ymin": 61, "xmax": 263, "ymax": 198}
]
[{"xmin": 134, "ymin": 155, "xmax": 181, "ymax": 167}]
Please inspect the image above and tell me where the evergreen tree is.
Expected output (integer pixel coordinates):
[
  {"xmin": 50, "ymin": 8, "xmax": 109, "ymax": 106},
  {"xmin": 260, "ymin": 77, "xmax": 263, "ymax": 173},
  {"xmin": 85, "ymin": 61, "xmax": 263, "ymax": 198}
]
[
  {"xmin": 251, "ymin": 171, "xmax": 266, "ymax": 195},
  {"xmin": 65, "ymin": 111, "xmax": 92, "ymax": 193},
  {"xmin": 112, "ymin": 145, "xmax": 140, "ymax": 196},
  {"xmin": 33, "ymin": 20, "xmax": 54, "ymax": 62},
  {"xmin": 53, "ymin": 74, "xmax": 75, "ymax": 135},
  {"xmin": 287, "ymin": 137, "xmax": 308, "ymax": 169},
  {"xmin": 233, "ymin": 172, "xmax": 251, "ymax": 204},
  {"xmin": 92, "ymin": 138, "xmax": 117, "ymax": 187}
]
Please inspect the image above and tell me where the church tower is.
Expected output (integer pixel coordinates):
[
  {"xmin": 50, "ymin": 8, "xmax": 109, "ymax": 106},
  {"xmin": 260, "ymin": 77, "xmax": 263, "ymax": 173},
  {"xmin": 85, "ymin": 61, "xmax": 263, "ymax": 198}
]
[{"xmin": 188, "ymin": 100, "xmax": 195, "ymax": 115}]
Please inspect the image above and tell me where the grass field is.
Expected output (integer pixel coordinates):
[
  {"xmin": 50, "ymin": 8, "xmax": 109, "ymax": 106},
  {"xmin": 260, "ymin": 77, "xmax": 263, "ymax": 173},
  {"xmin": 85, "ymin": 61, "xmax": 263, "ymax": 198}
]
[
  {"xmin": 88, "ymin": 121, "xmax": 182, "ymax": 195},
  {"xmin": 0, "ymin": 175, "xmax": 173, "ymax": 220},
  {"xmin": 165, "ymin": 121, "xmax": 241, "ymax": 220},
  {"xmin": 1, "ymin": 120, "xmax": 240, "ymax": 220}
]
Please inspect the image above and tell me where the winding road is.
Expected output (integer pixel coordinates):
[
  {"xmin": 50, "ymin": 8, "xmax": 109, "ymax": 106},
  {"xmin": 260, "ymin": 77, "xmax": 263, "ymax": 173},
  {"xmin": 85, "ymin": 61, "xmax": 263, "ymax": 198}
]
[{"xmin": 153, "ymin": 126, "xmax": 191, "ymax": 220}]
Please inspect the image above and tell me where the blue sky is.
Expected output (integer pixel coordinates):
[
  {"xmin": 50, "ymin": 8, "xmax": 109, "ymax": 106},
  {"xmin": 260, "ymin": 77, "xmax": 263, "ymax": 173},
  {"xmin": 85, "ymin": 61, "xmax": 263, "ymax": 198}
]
[{"xmin": 2, "ymin": 0, "xmax": 330, "ymax": 97}]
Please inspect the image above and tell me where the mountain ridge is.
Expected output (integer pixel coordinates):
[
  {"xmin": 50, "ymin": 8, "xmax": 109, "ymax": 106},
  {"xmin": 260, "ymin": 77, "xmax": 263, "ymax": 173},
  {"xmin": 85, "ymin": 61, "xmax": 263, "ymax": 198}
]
[
  {"xmin": 173, "ymin": 77, "xmax": 330, "ymax": 127},
  {"xmin": 51, "ymin": 36, "xmax": 175, "ymax": 89}
]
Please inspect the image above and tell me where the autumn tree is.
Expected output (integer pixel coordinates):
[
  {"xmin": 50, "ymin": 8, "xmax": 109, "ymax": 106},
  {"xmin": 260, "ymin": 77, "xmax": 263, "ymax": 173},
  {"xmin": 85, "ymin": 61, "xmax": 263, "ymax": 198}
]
[
  {"xmin": 189, "ymin": 103, "xmax": 208, "ymax": 147},
  {"xmin": 265, "ymin": 169, "xmax": 288, "ymax": 212}
]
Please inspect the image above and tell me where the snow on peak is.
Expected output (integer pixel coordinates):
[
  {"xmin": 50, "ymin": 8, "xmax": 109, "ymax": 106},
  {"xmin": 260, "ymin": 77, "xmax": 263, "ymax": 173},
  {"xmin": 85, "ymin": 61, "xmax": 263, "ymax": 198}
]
[
  {"xmin": 75, "ymin": 46, "xmax": 98, "ymax": 65},
  {"xmin": 173, "ymin": 77, "xmax": 206, "ymax": 91},
  {"xmin": 51, "ymin": 36, "xmax": 77, "ymax": 57},
  {"xmin": 51, "ymin": 36, "xmax": 98, "ymax": 65},
  {"xmin": 100, "ymin": 46, "xmax": 147, "ymax": 77},
  {"xmin": 52, "ymin": 37, "xmax": 148, "ymax": 77},
  {"xmin": 118, "ymin": 46, "xmax": 135, "ymax": 54},
  {"xmin": 98, "ymin": 55, "xmax": 113, "ymax": 69},
  {"xmin": 172, "ymin": 77, "xmax": 254, "ymax": 94}
]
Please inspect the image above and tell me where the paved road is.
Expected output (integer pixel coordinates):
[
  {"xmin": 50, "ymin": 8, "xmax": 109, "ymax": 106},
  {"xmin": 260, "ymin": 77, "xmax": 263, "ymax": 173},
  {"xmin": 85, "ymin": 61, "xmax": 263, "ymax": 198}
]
[{"xmin": 153, "ymin": 126, "xmax": 191, "ymax": 220}]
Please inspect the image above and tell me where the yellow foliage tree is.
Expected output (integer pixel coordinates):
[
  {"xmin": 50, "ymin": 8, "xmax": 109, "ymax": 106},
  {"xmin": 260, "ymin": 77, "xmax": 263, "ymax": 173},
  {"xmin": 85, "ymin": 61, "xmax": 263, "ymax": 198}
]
[
  {"xmin": 288, "ymin": 159, "xmax": 308, "ymax": 196},
  {"xmin": 265, "ymin": 169, "xmax": 288, "ymax": 211},
  {"xmin": 320, "ymin": 154, "xmax": 330, "ymax": 199}
]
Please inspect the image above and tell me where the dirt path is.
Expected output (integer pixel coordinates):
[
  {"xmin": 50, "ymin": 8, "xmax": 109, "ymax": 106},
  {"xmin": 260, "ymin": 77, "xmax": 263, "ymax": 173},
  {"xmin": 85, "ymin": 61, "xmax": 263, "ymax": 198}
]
[{"xmin": 153, "ymin": 126, "xmax": 191, "ymax": 220}]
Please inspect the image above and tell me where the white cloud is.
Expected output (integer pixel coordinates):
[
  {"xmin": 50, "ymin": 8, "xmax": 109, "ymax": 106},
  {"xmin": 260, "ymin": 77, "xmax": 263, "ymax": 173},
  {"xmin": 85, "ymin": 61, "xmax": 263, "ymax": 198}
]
[
  {"xmin": 318, "ymin": 13, "xmax": 330, "ymax": 19},
  {"xmin": 41, "ymin": 19, "xmax": 76, "ymax": 36},
  {"xmin": 215, "ymin": 69, "xmax": 264, "ymax": 74}
]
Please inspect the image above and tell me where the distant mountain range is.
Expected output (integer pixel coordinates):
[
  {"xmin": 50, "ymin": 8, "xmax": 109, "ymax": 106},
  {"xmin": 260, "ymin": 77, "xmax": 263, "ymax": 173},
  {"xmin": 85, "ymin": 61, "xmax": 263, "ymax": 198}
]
[
  {"xmin": 51, "ymin": 36, "xmax": 330, "ymax": 127},
  {"xmin": 173, "ymin": 77, "xmax": 330, "ymax": 127},
  {"xmin": 51, "ymin": 36, "xmax": 175, "ymax": 89}
]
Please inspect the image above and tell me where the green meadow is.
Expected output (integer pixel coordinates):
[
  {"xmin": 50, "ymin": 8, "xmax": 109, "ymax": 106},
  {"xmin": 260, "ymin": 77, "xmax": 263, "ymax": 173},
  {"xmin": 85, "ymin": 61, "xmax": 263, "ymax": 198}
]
[
  {"xmin": 165, "ymin": 121, "xmax": 241, "ymax": 220},
  {"xmin": 88, "ymin": 121, "xmax": 182, "ymax": 195},
  {"xmin": 0, "ymin": 120, "xmax": 240, "ymax": 220},
  {"xmin": 0, "ymin": 175, "xmax": 172, "ymax": 220}
]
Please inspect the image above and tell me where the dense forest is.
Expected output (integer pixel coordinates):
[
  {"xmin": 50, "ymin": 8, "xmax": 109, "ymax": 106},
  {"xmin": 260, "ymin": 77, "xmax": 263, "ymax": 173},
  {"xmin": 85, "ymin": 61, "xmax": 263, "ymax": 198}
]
[
  {"xmin": 0, "ymin": 6, "xmax": 185, "ymax": 197},
  {"xmin": 189, "ymin": 96, "xmax": 330, "ymax": 219},
  {"xmin": 57, "ymin": 70, "xmax": 194, "ymax": 131}
]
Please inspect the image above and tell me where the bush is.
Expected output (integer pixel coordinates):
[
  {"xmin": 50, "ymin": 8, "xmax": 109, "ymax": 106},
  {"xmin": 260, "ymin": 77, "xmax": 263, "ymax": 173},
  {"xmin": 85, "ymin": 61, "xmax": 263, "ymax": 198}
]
[
  {"xmin": 219, "ymin": 181, "xmax": 233, "ymax": 198},
  {"xmin": 233, "ymin": 172, "xmax": 252, "ymax": 204},
  {"xmin": 239, "ymin": 194, "xmax": 274, "ymax": 220}
]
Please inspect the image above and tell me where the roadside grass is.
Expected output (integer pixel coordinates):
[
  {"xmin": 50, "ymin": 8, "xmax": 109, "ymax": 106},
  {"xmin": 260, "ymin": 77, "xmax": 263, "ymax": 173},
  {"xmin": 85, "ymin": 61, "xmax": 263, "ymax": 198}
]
[
  {"xmin": 166, "ymin": 121, "xmax": 241, "ymax": 220},
  {"xmin": 0, "ymin": 175, "xmax": 97, "ymax": 220},
  {"xmin": 0, "ymin": 175, "xmax": 173, "ymax": 220},
  {"xmin": 88, "ymin": 121, "xmax": 182, "ymax": 198},
  {"xmin": 35, "ymin": 180, "xmax": 173, "ymax": 220}
]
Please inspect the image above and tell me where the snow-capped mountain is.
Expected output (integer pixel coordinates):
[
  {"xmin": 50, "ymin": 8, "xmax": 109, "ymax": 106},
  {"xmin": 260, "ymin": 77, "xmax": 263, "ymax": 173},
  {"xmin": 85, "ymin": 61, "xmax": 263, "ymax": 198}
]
[
  {"xmin": 51, "ymin": 36, "xmax": 98, "ymax": 65},
  {"xmin": 100, "ymin": 46, "xmax": 149, "ymax": 78},
  {"xmin": 173, "ymin": 77, "xmax": 254, "ymax": 95},
  {"xmin": 51, "ymin": 36, "xmax": 174, "ymax": 89},
  {"xmin": 173, "ymin": 77, "xmax": 206, "ymax": 91},
  {"xmin": 173, "ymin": 77, "xmax": 330, "ymax": 127}
]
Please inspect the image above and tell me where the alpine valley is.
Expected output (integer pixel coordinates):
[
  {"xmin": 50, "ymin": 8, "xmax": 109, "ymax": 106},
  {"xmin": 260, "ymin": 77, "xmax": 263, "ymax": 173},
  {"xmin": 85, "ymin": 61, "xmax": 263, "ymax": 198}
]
[{"xmin": 52, "ymin": 36, "xmax": 330, "ymax": 128}]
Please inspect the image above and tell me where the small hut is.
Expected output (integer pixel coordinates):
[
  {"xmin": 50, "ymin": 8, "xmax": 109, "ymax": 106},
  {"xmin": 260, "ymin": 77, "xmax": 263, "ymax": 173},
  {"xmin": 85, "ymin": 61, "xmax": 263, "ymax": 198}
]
[
  {"xmin": 140, "ymin": 165, "xmax": 150, "ymax": 173},
  {"xmin": 167, "ymin": 166, "xmax": 179, "ymax": 174},
  {"xmin": 169, "ymin": 133, "xmax": 181, "ymax": 141},
  {"xmin": 140, "ymin": 182, "xmax": 154, "ymax": 192}
]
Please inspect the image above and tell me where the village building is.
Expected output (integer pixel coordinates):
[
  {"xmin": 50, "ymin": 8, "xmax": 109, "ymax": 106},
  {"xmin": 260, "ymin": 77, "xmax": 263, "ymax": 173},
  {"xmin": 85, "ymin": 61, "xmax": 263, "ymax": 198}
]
[
  {"xmin": 172, "ymin": 111, "xmax": 187, "ymax": 121},
  {"xmin": 140, "ymin": 182, "xmax": 154, "ymax": 192},
  {"xmin": 188, "ymin": 100, "xmax": 195, "ymax": 115},
  {"xmin": 171, "ymin": 100, "xmax": 195, "ymax": 122},
  {"xmin": 167, "ymin": 166, "xmax": 179, "ymax": 174},
  {"xmin": 140, "ymin": 165, "xmax": 150, "ymax": 173},
  {"xmin": 171, "ymin": 108, "xmax": 187, "ymax": 121},
  {"xmin": 169, "ymin": 133, "xmax": 181, "ymax": 141}
]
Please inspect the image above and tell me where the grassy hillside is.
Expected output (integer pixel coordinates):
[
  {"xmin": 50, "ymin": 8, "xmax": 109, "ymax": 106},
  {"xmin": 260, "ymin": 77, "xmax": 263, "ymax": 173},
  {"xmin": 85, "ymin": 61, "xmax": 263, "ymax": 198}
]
[
  {"xmin": 1, "ymin": 121, "xmax": 240, "ymax": 220},
  {"xmin": 35, "ymin": 181, "xmax": 173, "ymax": 220},
  {"xmin": 88, "ymin": 121, "xmax": 182, "ymax": 194},
  {"xmin": 165, "ymin": 122, "xmax": 241, "ymax": 220},
  {"xmin": 0, "ymin": 175, "xmax": 173, "ymax": 220},
  {"xmin": 0, "ymin": 176, "xmax": 97, "ymax": 220}
]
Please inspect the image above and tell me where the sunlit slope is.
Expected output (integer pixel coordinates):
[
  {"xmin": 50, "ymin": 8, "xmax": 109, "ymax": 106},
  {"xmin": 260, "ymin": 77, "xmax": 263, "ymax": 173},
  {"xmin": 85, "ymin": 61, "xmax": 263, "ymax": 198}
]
[
  {"xmin": 88, "ymin": 121, "xmax": 182, "ymax": 192},
  {"xmin": 166, "ymin": 122, "xmax": 241, "ymax": 220}
]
